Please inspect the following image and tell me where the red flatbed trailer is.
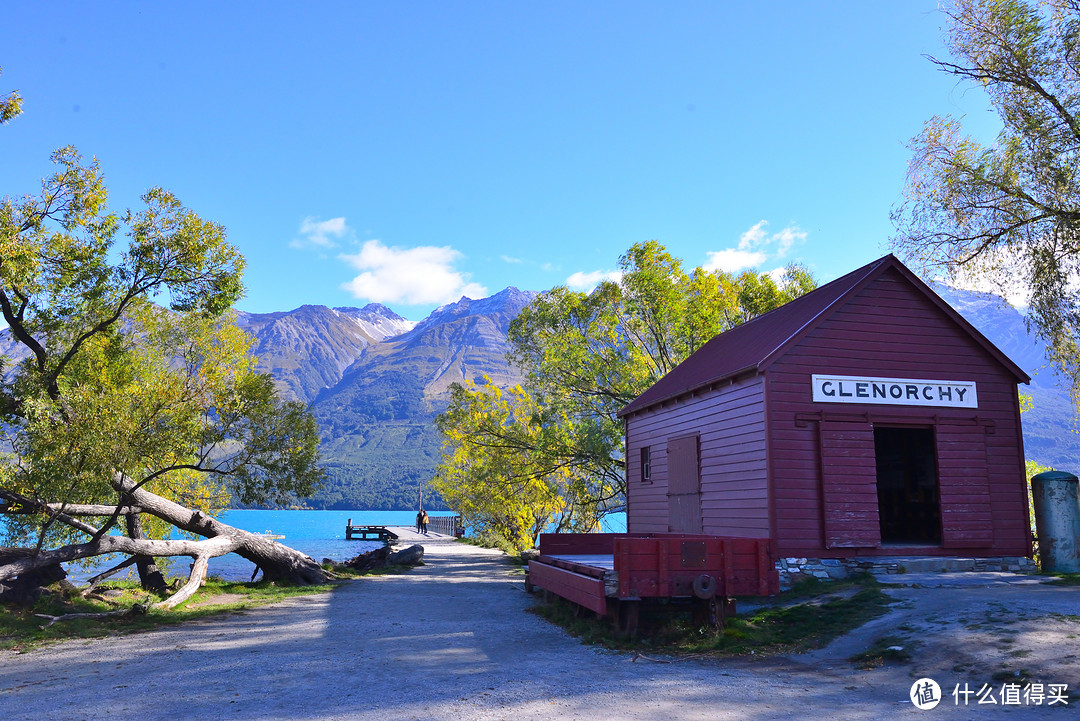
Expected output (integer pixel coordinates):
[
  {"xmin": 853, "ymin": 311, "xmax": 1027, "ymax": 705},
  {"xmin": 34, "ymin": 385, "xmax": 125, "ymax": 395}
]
[{"xmin": 527, "ymin": 533, "xmax": 780, "ymax": 634}]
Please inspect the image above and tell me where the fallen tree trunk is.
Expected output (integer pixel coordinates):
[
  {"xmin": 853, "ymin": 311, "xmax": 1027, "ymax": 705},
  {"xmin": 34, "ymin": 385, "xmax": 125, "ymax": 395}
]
[
  {"xmin": 0, "ymin": 478, "xmax": 329, "ymax": 589},
  {"xmin": 126, "ymin": 512, "xmax": 168, "ymax": 594},
  {"xmin": 0, "ymin": 535, "xmax": 240, "ymax": 580},
  {"xmin": 0, "ymin": 548, "xmax": 68, "ymax": 606},
  {"xmin": 112, "ymin": 475, "xmax": 328, "ymax": 585}
]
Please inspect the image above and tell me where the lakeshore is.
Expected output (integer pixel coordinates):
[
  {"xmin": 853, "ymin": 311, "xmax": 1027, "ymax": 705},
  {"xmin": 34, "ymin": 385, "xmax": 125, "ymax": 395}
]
[{"xmin": 141, "ymin": 509, "xmax": 625, "ymax": 582}]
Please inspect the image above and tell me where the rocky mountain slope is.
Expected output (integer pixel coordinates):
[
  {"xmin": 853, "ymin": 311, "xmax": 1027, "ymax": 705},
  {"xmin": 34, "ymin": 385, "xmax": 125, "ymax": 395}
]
[
  {"xmin": 932, "ymin": 283, "xmax": 1079, "ymax": 472},
  {"xmin": 235, "ymin": 304, "xmax": 416, "ymax": 404},
  {"xmin": 242, "ymin": 288, "xmax": 537, "ymax": 509}
]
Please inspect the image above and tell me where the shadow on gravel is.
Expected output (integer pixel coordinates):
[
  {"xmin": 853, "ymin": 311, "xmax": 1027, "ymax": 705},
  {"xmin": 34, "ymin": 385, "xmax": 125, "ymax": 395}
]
[{"xmin": 5, "ymin": 541, "xmax": 1079, "ymax": 720}]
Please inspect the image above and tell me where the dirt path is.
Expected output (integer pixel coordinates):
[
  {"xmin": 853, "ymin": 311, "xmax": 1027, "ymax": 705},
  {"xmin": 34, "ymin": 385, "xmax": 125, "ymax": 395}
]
[{"xmin": 1, "ymin": 535, "xmax": 1077, "ymax": 720}]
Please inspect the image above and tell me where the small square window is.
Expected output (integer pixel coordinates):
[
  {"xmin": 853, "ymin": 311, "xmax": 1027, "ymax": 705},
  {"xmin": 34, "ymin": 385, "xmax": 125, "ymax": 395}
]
[{"xmin": 641, "ymin": 446, "xmax": 651, "ymax": 482}]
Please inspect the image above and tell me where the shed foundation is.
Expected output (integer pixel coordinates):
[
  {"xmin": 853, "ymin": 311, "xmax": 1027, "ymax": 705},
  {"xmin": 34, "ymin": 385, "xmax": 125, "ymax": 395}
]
[{"xmin": 776, "ymin": 556, "xmax": 1038, "ymax": 590}]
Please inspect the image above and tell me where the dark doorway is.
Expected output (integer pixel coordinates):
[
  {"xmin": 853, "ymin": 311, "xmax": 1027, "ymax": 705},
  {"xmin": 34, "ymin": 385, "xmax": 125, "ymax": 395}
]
[{"xmin": 874, "ymin": 426, "xmax": 941, "ymax": 544}]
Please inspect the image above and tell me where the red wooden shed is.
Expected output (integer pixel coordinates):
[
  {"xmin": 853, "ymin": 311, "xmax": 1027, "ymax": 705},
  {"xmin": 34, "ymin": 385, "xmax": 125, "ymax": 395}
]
[{"xmin": 619, "ymin": 254, "xmax": 1032, "ymax": 561}]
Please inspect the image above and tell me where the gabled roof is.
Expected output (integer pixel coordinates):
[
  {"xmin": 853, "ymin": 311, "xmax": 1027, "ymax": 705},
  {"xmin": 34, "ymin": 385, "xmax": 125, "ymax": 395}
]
[{"xmin": 618, "ymin": 254, "xmax": 1031, "ymax": 417}]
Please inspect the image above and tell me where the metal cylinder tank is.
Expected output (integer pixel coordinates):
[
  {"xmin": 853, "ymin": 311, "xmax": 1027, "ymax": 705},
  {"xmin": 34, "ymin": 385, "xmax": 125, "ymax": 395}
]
[{"xmin": 1032, "ymin": 470, "xmax": 1080, "ymax": 573}]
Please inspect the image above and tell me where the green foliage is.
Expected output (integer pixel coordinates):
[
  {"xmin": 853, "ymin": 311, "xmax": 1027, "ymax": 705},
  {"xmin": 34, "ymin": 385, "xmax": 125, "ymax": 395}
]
[
  {"xmin": 1023, "ymin": 395, "xmax": 1054, "ymax": 563},
  {"xmin": 1027, "ymin": 458, "xmax": 1054, "ymax": 564},
  {"xmin": 454, "ymin": 533, "xmax": 521, "ymax": 556},
  {"xmin": 308, "ymin": 408, "xmax": 447, "ymax": 510},
  {"xmin": 893, "ymin": 0, "xmax": 1080, "ymax": 405},
  {"xmin": 432, "ymin": 240, "xmax": 817, "ymax": 542},
  {"xmin": 0, "ymin": 141, "xmax": 323, "ymax": 548},
  {"xmin": 432, "ymin": 381, "xmax": 591, "ymax": 551},
  {"xmin": 312, "ymin": 460, "xmax": 447, "ymax": 510},
  {"xmin": 0, "ymin": 67, "xmax": 20, "ymax": 125}
]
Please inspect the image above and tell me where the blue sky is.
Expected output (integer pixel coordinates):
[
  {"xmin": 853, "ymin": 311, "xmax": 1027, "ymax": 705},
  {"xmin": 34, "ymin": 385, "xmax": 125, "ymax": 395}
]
[{"xmin": 1, "ymin": 2, "xmax": 1001, "ymax": 319}]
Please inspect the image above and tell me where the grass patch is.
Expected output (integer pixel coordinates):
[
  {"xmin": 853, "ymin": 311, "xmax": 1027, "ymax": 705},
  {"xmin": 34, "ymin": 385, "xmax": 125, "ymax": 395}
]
[
  {"xmin": 992, "ymin": 668, "xmax": 1032, "ymax": 685},
  {"xmin": 454, "ymin": 534, "xmax": 519, "ymax": 556},
  {"xmin": 530, "ymin": 574, "xmax": 893, "ymax": 657},
  {"xmin": 849, "ymin": 635, "xmax": 916, "ymax": 669},
  {"xmin": 1045, "ymin": 572, "xmax": 1080, "ymax": 585},
  {"xmin": 0, "ymin": 577, "xmax": 335, "ymax": 652},
  {"xmin": 454, "ymin": 534, "xmax": 530, "ymax": 566}
]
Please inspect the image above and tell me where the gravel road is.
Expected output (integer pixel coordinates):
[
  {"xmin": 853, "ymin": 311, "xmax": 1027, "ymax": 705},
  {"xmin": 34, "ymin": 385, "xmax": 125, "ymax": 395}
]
[{"xmin": 1, "ymin": 532, "xmax": 1077, "ymax": 720}]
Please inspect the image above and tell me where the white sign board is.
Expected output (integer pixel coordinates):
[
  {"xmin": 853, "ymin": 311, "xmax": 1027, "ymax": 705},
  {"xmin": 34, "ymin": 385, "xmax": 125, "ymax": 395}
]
[{"xmin": 811, "ymin": 374, "xmax": 978, "ymax": 409}]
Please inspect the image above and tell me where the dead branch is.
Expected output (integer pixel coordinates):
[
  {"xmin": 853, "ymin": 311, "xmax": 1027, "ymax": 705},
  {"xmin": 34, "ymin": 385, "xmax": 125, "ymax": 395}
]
[
  {"xmin": 0, "ymin": 488, "xmax": 101, "ymax": 535},
  {"xmin": 47, "ymin": 503, "xmax": 146, "ymax": 516},
  {"xmin": 79, "ymin": 557, "xmax": 138, "ymax": 598},
  {"xmin": 155, "ymin": 555, "xmax": 211, "ymax": 610},
  {"xmin": 35, "ymin": 606, "xmax": 146, "ymax": 628}
]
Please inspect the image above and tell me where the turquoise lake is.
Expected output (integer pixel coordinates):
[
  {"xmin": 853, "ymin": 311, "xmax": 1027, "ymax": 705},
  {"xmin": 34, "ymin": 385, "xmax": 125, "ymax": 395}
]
[{"xmin": 44, "ymin": 509, "xmax": 626, "ymax": 582}]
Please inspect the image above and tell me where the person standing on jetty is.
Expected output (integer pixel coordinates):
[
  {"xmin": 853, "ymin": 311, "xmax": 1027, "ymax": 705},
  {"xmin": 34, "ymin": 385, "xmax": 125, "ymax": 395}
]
[
  {"xmin": 420, "ymin": 509, "xmax": 429, "ymax": 534},
  {"xmin": 415, "ymin": 509, "xmax": 424, "ymax": 533}
]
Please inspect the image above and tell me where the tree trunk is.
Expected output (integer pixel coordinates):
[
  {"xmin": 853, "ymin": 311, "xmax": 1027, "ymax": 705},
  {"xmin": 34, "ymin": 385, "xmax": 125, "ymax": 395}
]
[
  {"xmin": 125, "ymin": 512, "xmax": 168, "ymax": 593},
  {"xmin": 0, "ymin": 481, "xmax": 329, "ymax": 587},
  {"xmin": 0, "ymin": 536, "xmax": 230, "ymax": 576},
  {"xmin": 0, "ymin": 548, "xmax": 67, "ymax": 606},
  {"xmin": 113, "ymin": 475, "xmax": 327, "ymax": 585}
]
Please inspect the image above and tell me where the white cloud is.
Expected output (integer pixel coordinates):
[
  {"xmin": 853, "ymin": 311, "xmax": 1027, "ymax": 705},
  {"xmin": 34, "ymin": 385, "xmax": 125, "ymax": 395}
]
[
  {"xmin": 500, "ymin": 254, "xmax": 523, "ymax": 264},
  {"xmin": 291, "ymin": 216, "xmax": 349, "ymax": 249},
  {"xmin": 339, "ymin": 240, "xmax": 487, "ymax": 305},
  {"xmin": 703, "ymin": 220, "xmax": 808, "ymax": 273},
  {"xmin": 739, "ymin": 220, "xmax": 769, "ymax": 249},
  {"xmin": 566, "ymin": 269, "xmax": 623, "ymax": 292},
  {"xmin": 703, "ymin": 249, "xmax": 769, "ymax": 273},
  {"xmin": 766, "ymin": 266, "xmax": 787, "ymax": 283},
  {"xmin": 772, "ymin": 225, "xmax": 807, "ymax": 256}
]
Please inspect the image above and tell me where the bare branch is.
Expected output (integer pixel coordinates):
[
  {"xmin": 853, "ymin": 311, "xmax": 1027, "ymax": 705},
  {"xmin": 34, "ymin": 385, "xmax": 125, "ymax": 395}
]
[{"xmin": 0, "ymin": 488, "xmax": 101, "ymax": 535}]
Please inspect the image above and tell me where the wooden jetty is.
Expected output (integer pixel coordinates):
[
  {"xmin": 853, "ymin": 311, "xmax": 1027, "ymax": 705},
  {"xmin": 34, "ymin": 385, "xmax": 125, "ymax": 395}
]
[
  {"xmin": 344, "ymin": 515, "xmax": 463, "ymax": 540},
  {"xmin": 345, "ymin": 521, "xmax": 398, "ymax": 541}
]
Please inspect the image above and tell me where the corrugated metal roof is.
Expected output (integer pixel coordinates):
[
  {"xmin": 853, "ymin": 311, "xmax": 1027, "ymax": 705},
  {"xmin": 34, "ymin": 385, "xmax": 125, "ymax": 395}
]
[{"xmin": 618, "ymin": 254, "xmax": 1030, "ymax": 417}]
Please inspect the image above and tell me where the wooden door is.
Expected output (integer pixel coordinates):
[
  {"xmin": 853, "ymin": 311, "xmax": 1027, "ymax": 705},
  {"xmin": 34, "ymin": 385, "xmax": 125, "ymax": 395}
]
[
  {"xmin": 819, "ymin": 420, "xmax": 880, "ymax": 548},
  {"xmin": 937, "ymin": 423, "xmax": 994, "ymax": 548},
  {"xmin": 667, "ymin": 434, "xmax": 702, "ymax": 533}
]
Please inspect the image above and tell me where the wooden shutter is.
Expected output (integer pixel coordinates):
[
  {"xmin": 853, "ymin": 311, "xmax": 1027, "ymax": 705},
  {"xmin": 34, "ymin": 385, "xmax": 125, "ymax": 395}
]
[
  {"xmin": 667, "ymin": 435, "xmax": 702, "ymax": 533},
  {"xmin": 819, "ymin": 420, "xmax": 880, "ymax": 548},
  {"xmin": 937, "ymin": 424, "xmax": 994, "ymax": 548}
]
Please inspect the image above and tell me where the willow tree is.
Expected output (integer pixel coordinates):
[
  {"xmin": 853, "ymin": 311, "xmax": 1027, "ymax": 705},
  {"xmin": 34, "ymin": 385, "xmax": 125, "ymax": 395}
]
[
  {"xmin": 432, "ymin": 240, "xmax": 815, "ymax": 547},
  {"xmin": 0, "ymin": 141, "xmax": 328, "ymax": 606},
  {"xmin": 0, "ymin": 67, "xmax": 19, "ymax": 125},
  {"xmin": 893, "ymin": 0, "xmax": 1080, "ymax": 400},
  {"xmin": 432, "ymin": 382, "xmax": 575, "ymax": 550}
]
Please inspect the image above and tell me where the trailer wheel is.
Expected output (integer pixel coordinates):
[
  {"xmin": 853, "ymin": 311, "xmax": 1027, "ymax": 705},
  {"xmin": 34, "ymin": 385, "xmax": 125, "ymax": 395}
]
[{"xmin": 692, "ymin": 573, "xmax": 717, "ymax": 599}]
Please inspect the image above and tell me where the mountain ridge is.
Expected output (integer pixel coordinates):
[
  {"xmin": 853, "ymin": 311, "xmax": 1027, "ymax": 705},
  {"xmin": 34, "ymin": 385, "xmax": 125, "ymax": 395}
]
[{"xmin": 0, "ymin": 282, "xmax": 1074, "ymax": 510}]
